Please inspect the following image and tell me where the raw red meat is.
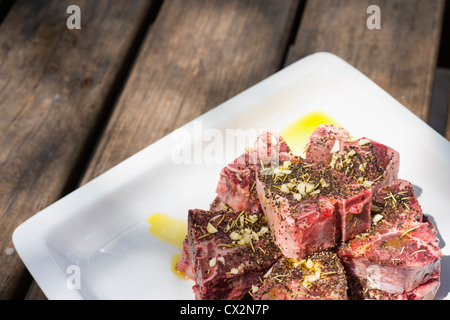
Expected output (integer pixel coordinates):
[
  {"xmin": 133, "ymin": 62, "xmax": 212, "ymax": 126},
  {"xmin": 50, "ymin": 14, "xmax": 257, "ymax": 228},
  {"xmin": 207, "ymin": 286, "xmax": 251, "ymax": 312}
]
[
  {"xmin": 255, "ymin": 155, "xmax": 373, "ymax": 260},
  {"xmin": 177, "ymin": 208, "xmax": 282, "ymax": 300},
  {"xmin": 215, "ymin": 131, "xmax": 290, "ymax": 213},
  {"xmin": 305, "ymin": 125, "xmax": 400, "ymax": 191},
  {"xmin": 347, "ymin": 276, "xmax": 440, "ymax": 300},
  {"xmin": 253, "ymin": 250, "xmax": 348, "ymax": 300},
  {"xmin": 338, "ymin": 180, "xmax": 442, "ymax": 294}
]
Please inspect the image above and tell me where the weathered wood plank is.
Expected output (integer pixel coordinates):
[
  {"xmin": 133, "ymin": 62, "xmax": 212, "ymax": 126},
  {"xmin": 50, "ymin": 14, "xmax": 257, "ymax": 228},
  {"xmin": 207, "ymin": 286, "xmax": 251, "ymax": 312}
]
[
  {"xmin": 0, "ymin": 0, "xmax": 155, "ymax": 299},
  {"xmin": 286, "ymin": 0, "xmax": 445, "ymax": 122},
  {"xmin": 79, "ymin": 0, "xmax": 301, "ymax": 185}
]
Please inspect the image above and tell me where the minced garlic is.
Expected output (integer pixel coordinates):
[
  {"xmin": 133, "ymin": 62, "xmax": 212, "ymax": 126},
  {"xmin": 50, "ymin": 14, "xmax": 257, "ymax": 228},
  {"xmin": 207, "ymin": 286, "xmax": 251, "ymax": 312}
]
[
  {"xmin": 257, "ymin": 226, "xmax": 269, "ymax": 236},
  {"xmin": 282, "ymin": 160, "xmax": 291, "ymax": 169},
  {"xmin": 329, "ymin": 153, "xmax": 340, "ymax": 168},
  {"xmin": 330, "ymin": 140, "xmax": 340, "ymax": 153},
  {"xmin": 207, "ymin": 223, "xmax": 218, "ymax": 234},
  {"xmin": 372, "ymin": 214, "xmax": 383, "ymax": 224},
  {"xmin": 229, "ymin": 231, "xmax": 240, "ymax": 241},
  {"xmin": 346, "ymin": 149, "xmax": 356, "ymax": 157},
  {"xmin": 305, "ymin": 258, "xmax": 314, "ymax": 269},
  {"xmin": 302, "ymin": 270, "xmax": 321, "ymax": 288},
  {"xmin": 228, "ymin": 268, "xmax": 239, "ymax": 275},
  {"xmin": 358, "ymin": 138, "xmax": 371, "ymax": 146},
  {"xmin": 363, "ymin": 180, "xmax": 374, "ymax": 188},
  {"xmin": 280, "ymin": 184, "xmax": 290, "ymax": 194},
  {"xmin": 219, "ymin": 202, "xmax": 229, "ymax": 211},
  {"xmin": 247, "ymin": 214, "xmax": 258, "ymax": 224},
  {"xmin": 297, "ymin": 181, "xmax": 315, "ymax": 195}
]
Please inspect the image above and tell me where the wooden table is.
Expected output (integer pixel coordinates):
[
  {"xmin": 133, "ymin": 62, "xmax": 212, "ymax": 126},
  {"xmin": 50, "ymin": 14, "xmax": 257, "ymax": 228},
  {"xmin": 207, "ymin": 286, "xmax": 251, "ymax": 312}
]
[{"xmin": 0, "ymin": 0, "xmax": 448, "ymax": 300}]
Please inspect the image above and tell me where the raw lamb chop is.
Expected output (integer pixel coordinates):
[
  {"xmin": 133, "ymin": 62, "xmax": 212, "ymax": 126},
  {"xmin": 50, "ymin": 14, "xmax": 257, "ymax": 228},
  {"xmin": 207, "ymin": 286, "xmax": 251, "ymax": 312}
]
[
  {"xmin": 338, "ymin": 179, "xmax": 442, "ymax": 295},
  {"xmin": 214, "ymin": 151, "xmax": 261, "ymax": 214},
  {"xmin": 253, "ymin": 250, "xmax": 348, "ymax": 300},
  {"xmin": 255, "ymin": 155, "xmax": 373, "ymax": 260},
  {"xmin": 215, "ymin": 131, "xmax": 290, "ymax": 214},
  {"xmin": 176, "ymin": 197, "xmax": 229, "ymax": 281},
  {"xmin": 177, "ymin": 207, "xmax": 282, "ymax": 300},
  {"xmin": 347, "ymin": 275, "xmax": 440, "ymax": 300},
  {"xmin": 305, "ymin": 124, "xmax": 399, "ymax": 191}
]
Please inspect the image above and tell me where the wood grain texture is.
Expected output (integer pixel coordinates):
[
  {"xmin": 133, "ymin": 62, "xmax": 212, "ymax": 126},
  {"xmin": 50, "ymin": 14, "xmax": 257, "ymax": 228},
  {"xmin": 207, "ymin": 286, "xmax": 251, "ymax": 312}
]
[
  {"xmin": 286, "ymin": 0, "xmax": 445, "ymax": 122},
  {"xmin": 0, "ymin": 0, "xmax": 155, "ymax": 299},
  {"xmin": 79, "ymin": 0, "xmax": 301, "ymax": 185}
]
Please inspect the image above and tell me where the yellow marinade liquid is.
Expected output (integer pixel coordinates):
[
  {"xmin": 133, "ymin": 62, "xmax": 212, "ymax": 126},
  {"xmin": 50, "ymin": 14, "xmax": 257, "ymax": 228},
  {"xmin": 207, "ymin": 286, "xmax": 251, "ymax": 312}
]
[
  {"xmin": 170, "ymin": 252, "xmax": 187, "ymax": 279},
  {"xmin": 147, "ymin": 213, "xmax": 188, "ymax": 279},
  {"xmin": 280, "ymin": 110, "xmax": 339, "ymax": 156}
]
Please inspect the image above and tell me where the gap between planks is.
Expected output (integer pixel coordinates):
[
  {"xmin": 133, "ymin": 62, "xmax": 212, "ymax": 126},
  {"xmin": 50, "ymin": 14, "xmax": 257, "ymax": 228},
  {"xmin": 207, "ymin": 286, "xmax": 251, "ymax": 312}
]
[{"xmin": 58, "ymin": 0, "xmax": 165, "ymax": 200}]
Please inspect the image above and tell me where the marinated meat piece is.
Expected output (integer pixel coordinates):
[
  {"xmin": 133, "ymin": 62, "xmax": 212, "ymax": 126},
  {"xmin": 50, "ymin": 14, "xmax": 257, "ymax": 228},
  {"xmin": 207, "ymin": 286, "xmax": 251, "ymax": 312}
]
[
  {"xmin": 253, "ymin": 250, "xmax": 348, "ymax": 300},
  {"xmin": 178, "ymin": 237, "xmax": 196, "ymax": 280},
  {"xmin": 177, "ymin": 196, "xmax": 231, "ymax": 281},
  {"xmin": 338, "ymin": 180, "xmax": 442, "ymax": 294},
  {"xmin": 177, "ymin": 197, "xmax": 230, "ymax": 281},
  {"xmin": 372, "ymin": 179, "xmax": 423, "ymax": 222},
  {"xmin": 305, "ymin": 124, "xmax": 352, "ymax": 161},
  {"xmin": 215, "ymin": 131, "xmax": 291, "ymax": 213},
  {"xmin": 215, "ymin": 151, "xmax": 261, "ymax": 214},
  {"xmin": 305, "ymin": 125, "xmax": 400, "ymax": 191},
  {"xmin": 256, "ymin": 156, "xmax": 373, "ymax": 260},
  {"xmin": 177, "ymin": 208, "xmax": 282, "ymax": 300},
  {"xmin": 347, "ymin": 275, "xmax": 440, "ymax": 300}
]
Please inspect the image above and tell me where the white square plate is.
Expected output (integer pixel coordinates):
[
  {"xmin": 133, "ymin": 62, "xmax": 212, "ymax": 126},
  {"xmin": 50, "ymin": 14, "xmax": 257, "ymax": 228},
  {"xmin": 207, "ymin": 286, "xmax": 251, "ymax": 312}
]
[{"xmin": 13, "ymin": 52, "xmax": 450, "ymax": 300}]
